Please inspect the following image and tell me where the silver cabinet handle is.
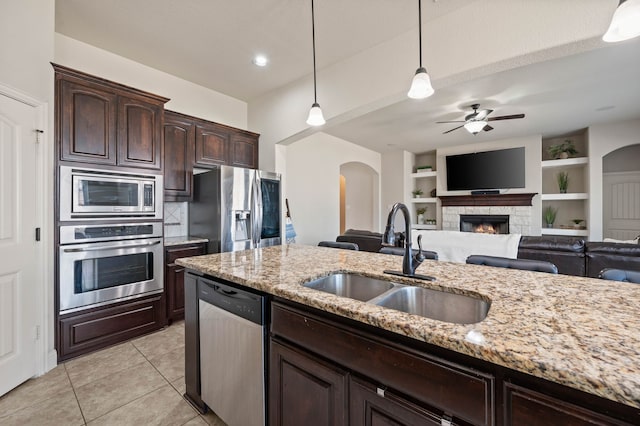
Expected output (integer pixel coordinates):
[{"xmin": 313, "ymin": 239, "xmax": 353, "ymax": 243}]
[{"xmin": 63, "ymin": 240, "xmax": 161, "ymax": 252}]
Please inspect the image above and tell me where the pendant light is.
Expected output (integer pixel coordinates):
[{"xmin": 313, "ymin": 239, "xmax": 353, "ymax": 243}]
[
  {"xmin": 603, "ymin": 0, "xmax": 640, "ymax": 42},
  {"xmin": 407, "ymin": 0, "xmax": 434, "ymax": 99},
  {"xmin": 306, "ymin": 0, "xmax": 326, "ymax": 126}
]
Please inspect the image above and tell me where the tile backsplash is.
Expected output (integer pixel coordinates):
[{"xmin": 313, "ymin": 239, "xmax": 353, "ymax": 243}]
[{"xmin": 164, "ymin": 202, "xmax": 188, "ymax": 237}]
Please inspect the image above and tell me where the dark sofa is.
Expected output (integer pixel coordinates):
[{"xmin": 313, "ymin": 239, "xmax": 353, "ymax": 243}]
[{"xmin": 336, "ymin": 230, "xmax": 640, "ymax": 278}]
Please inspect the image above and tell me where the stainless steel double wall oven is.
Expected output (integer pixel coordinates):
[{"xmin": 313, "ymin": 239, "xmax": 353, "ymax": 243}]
[{"xmin": 58, "ymin": 166, "xmax": 163, "ymax": 314}]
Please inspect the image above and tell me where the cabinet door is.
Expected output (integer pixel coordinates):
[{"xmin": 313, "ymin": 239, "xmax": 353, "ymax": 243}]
[
  {"xmin": 117, "ymin": 95, "xmax": 163, "ymax": 170},
  {"xmin": 164, "ymin": 112, "xmax": 195, "ymax": 201},
  {"xmin": 504, "ymin": 382, "xmax": 627, "ymax": 425},
  {"xmin": 165, "ymin": 244, "xmax": 205, "ymax": 322},
  {"xmin": 59, "ymin": 79, "xmax": 117, "ymax": 165},
  {"xmin": 270, "ymin": 339, "xmax": 348, "ymax": 426},
  {"xmin": 350, "ymin": 376, "xmax": 445, "ymax": 426},
  {"xmin": 229, "ymin": 132, "xmax": 259, "ymax": 169},
  {"xmin": 194, "ymin": 122, "xmax": 229, "ymax": 167}
]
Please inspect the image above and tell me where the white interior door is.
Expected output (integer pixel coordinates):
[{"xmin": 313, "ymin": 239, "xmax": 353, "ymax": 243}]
[
  {"xmin": 603, "ymin": 172, "xmax": 640, "ymax": 240},
  {"xmin": 0, "ymin": 92, "xmax": 41, "ymax": 396}
]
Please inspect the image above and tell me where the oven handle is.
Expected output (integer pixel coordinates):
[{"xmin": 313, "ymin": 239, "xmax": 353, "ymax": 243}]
[{"xmin": 63, "ymin": 240, "xmax": 161, "ymax": 252}]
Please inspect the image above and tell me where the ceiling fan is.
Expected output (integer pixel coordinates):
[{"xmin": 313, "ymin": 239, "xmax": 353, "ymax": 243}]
[{"xmin": 437, "ymin": 104, "xmax": 525, "ymax": 135}]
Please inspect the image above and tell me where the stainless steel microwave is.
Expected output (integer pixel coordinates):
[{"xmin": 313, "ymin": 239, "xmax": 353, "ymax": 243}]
[{"xmin": 59, "ymin": 166, "xmax": 163, "ymax": 221}]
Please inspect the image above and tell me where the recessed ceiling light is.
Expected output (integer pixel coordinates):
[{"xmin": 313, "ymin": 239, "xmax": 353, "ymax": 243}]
[{"xmin": 253, "ymin": 55, "xmax": 268, "ymax": 67}]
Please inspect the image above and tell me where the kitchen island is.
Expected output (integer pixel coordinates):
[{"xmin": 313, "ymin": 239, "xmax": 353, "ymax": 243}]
[{"xmin": 177, "ymin": 244, "xmax": 640, "ymax": 424}]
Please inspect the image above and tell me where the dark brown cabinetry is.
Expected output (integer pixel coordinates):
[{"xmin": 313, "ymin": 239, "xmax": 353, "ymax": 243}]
[
  {"xmin": 58, "ymin": 292, "xmax": 165, "ymax": 361},
  {"xmin": 270, "ymin": 301, "xmax": 492, "ymax": 426},
  {"xmin": 54, "ymin": 64, "xmax": 167, "ymax": 170},
  {"xmin": 162, "ymin": 110, "xmax": 259, "ymax": 199},
  {"xmin": 164, "ymin": 112, "xmax": 195, "ymax": 201},
  {"xmin": 194, "ymin": 121, "xmax": 230, "ymax": 168},
  {"xmin": 504, "ymin": 382, "xmax": 628, "ymax": 426},
  {"xmin": 165, "ymin": 243, "xmax": 206, "ymax": 322},
  {"xmin": 350, "ymin": 376, "xmax": 444, "ymax": 426},
  {"xmin": 270, "ymin": 340, "xmax": 348, "ymax": 425}
]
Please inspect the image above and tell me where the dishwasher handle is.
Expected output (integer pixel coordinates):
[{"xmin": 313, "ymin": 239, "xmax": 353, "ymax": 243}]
[{"xmin": 198, "ymin": 279, "xmax": 264, "ymax": 325}]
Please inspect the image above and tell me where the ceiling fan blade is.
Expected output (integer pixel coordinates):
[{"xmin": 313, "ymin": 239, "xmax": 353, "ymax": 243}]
[
  {"xmin": 443, "ymin": 125, "xmax": 464, "ymax": 134},
  {"xmin": 483, "ymin": 124, "xmax": 494, "ymax": 132},
  {"xmin": 475, "ymin": 109, "xmax": 493, "ymax": 120},
  {"xmin": 436, "ymin": 120, "xmax": 465, "ymax": 124},
  {"xmin": 487, "ymin": 113, "xmax": 525, "ymax": 121}
]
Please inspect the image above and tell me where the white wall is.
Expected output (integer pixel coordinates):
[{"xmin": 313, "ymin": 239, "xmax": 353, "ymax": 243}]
[
  {"xmin": 381, "ymin": 150, "xmax": 414, "ymax": 231},
  {"xmin": 286, "ymin": 133, "xmax": 381, "ymax": 245},
  {"xmin": 436, "ymin": 135, "xmax": 543, "ymax": 233},
  {"xmin": 1, "ymin": 0, "xmax": 56, "ymax": 372},
  {"xmin": 55, "ymin": 34, "xmax": 247, "ymax": 129},
  {"xmin": 340, "ymin": 162, "xmax": 379, "ymax": 232},
  {"xmin": 588, "ymin": 118, "xmax": 640, "ymax": 240}
]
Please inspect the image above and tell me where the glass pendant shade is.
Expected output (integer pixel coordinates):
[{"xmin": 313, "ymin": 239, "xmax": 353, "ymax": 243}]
[
  {"xmin": 464, "ymin": 120, "xmax": 487, "ymax": 134},
  {"xmin": 407, "ymin": 67, "xmax": 434, "ymax": 99},
  {"xmin": 603, "ymin": 0, "xmax": 640, "ymax": 42},
  {"xmin": 306, "ymin": 102, "xmax": 326, "ymax": 126}
]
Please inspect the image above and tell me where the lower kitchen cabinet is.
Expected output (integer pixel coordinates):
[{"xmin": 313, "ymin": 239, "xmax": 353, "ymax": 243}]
[
  {"xmin": 270, "ymin": 301, "xmax": 491, "ymax": 426},
  {"xmin": 269, "ymin": 339, "xmax": 348, "ymax": 425},
  {"xmin": 58, "ymin": 292, "xmax": 165, "ymax": 361},
  {"xmin": 165, "ymin": 243, "xmax": 206, "ymax": 322},
  {"xmin": 350, "ymin": 376, "xmax": 445, "ymax": 426},
  {"xmin": 504, "ymin": 382, "xmax": 628, "ymax": 425},
  {"xmin": 269, "ymin": 299, "xmax": 637, "ymax": 426}
]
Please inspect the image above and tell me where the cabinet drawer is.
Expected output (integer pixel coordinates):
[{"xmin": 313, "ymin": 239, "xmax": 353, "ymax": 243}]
[
  {"xmin": 504, "ymin": 382, "xmax": 630, "ymax": 425},
  {"xmin": 59, "ymin": 293, "xmax": 165, "ymax": 361},
  {"xmin": 271, "ymin": 302, "xmax": 494, "ymax": 426},
  {"xmin": 166, "ymin": 244, "xmax": 206, "ymax": 264}
]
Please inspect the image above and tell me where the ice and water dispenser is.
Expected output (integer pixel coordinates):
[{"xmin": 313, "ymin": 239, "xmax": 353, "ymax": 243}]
[{"xmin": 233, "ymin": 210, "xmax": 252, "ymax": 242}]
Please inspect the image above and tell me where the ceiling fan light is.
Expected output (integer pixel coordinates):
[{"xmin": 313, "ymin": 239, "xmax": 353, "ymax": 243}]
[
  {"xmin": 306, "ymin": 102, "xmax": 326, "ymax": 126},
  {"xmin": 603, "ymin": 0, "xmax": 640, "ymax": 42},
  {"xmin": 464, "ymin": 120, "xmax": 487, "ymax": 134},
  {"xmin": 407, "ymin": 68, "xmax": 434, "ymax": 99}
]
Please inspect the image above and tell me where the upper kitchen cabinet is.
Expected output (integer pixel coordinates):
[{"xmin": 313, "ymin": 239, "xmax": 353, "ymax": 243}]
[
  {"xmin": 194, "ymin": 121, "xmax": 229, "ymax": 168},
  {"xmin": 164, "ymin": 111, "xmax": 195, "ymax": 201},
  {"xmin": 229, "ymin": 132, "xmax": 259, "ymax": 169},
  {"xmin": 54, "ymin": 64, "xmax": 168, "ymax": 171}
]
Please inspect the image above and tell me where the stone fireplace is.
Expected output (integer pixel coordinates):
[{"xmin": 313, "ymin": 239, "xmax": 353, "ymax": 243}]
[
  {"xmin": 460, "ymin": 214, "xmax": 509, "ymax": 234},
  {"xmin": 439, "ymin": 193, "xmax": 536, "ymax": 235}
]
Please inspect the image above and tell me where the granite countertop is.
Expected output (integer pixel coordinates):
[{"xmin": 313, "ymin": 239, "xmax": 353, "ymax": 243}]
[
  {"xmin": 164, "ymin": 236, "xmax": 209, "ymax": 247},
  {"xmin": 176, "ymin": 244, "xmax": 640, "ymax": 409}
]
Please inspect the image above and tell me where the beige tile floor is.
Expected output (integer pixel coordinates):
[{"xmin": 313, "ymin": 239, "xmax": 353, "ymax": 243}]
[{"xmin": 0, "ymin": 321, "xmax": 226, "ymax": 426}]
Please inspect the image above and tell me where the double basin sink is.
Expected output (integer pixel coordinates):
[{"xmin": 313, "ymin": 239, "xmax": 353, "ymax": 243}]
[{"xmin": 303, "ymin": 272, "xmax": 490, "ymax": 324}]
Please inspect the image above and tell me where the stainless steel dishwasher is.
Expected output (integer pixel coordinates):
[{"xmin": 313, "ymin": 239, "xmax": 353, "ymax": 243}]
[{"xmin": 198, "ymin": 277, "xmax": 265, "ymax": 426}]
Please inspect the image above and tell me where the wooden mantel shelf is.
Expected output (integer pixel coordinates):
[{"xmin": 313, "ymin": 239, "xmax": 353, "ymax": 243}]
[{"xmin": 438, "ymin": 193, "xmax": 537, "ymax": 207}]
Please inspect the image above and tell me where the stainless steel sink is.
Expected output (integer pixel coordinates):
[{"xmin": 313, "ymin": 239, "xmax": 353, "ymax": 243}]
[
  {"xmin": 302, "ymin": 273, "xmax": 396, "ymax": 301},
  {"xmin": 302, "ymin": 273, "xmax": 490, "ymax": 324},
  {"xmin": 370, "ymin": 286, "xmax": 490, "ymax": 324}
]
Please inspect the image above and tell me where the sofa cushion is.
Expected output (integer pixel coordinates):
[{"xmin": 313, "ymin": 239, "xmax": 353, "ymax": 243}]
[
  {"xmin": 336, "ymin": 229, "xmax": 404, "ymax": 253},
  {"xmin": 517, "ymin": 236, "xmax": 585, "ymax": 276},
  {"xmin": 585, "ymin": 242, "xmax": 640, "ymax": 278},
  {"xmin": 518, "ymin": 236, "xmax": 585, "ymax": 252}
]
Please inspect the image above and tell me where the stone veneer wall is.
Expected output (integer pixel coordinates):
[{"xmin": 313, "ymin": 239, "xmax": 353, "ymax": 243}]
[{"xmin": 442, "ymin": 206, "xmax": 532, "ymax": 235}]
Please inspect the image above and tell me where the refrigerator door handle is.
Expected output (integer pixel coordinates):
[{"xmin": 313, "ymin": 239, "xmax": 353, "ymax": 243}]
[{"xmin": 252, "ymin": 173, "xmax": 263, "ymax": 248}]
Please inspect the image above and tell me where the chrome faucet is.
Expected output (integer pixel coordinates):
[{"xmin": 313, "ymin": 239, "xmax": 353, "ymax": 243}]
[{"xmin": 382, "ymin": 203, "xmax": 435, "ymax": 281}]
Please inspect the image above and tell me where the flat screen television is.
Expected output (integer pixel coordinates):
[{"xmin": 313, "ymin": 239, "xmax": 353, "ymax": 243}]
[{"xmin": 446, "ymin": 147, "xmax": 525, "ymax": 191}]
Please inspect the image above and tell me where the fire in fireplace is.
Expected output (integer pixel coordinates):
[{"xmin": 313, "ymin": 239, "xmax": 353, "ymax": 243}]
[{"xmin": 460, "ymin": 215, "xmax": 509, "ymax": 234}]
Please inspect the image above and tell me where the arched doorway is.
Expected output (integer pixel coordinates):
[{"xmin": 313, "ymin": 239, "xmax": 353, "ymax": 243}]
[
  {"xmin": 602, "ymin": 143, "xmax": 640, "ymax": 240},
  {"xmin": 340, "ymin": 162, "xmax": 379, "ymax": 234}
]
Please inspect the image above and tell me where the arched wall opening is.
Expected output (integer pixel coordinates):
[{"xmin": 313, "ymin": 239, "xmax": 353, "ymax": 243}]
[{"xmin": 340, "ymin": 162, "xmax": 380, "ymax": 234}]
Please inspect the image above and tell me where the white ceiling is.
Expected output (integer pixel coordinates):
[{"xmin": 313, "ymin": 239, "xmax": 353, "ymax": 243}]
[{"xmin": 55, "ymin": 0, "xmax": 640, "ymax": 154}]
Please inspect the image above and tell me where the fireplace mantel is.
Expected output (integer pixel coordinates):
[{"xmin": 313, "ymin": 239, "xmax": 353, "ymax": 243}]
[{"xmin": 438, "ymin": 193, "xmax": 537, "ymax": 207}]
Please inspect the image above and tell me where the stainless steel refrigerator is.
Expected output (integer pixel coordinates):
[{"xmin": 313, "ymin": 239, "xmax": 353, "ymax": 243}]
[{"xmin": 189, "ymin": 165, "xmax": 281, "ymax": 253}]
